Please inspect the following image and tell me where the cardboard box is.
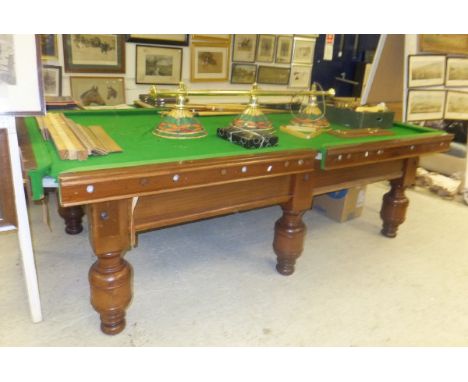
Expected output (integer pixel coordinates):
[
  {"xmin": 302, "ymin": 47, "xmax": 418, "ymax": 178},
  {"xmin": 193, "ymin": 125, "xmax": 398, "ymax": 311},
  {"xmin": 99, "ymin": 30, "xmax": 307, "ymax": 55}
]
[{"xmin": 314, "ymin": 186, "xmax": 366, "ymax": 222}]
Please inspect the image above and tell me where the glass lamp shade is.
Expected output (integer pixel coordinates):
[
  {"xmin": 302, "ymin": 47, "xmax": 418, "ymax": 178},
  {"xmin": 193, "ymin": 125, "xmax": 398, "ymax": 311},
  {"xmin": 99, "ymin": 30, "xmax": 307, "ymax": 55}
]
[
  {"xmin": 153, "ymin": 108, "xmax": 207, "ymax": 139},
  {"xmin": 230, "ymin": 105, "xmax": 273, "ymax": 131},
  {"xmin": 290, "ymin": 96, "xmax": 330, "ymax": 128}
]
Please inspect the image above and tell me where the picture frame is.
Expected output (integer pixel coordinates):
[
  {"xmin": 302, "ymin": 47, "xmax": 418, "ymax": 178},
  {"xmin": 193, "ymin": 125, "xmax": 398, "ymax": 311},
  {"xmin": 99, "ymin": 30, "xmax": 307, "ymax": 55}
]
[
  {"xmin": 191, "ymin": 42, "xmax": 230, "ymax": 82},
  {"xmin": 257, "ymin": 65, "xmax": 290, "ymax": 85},
  {"xmin": 0, "ymin": 129, "xmax": 17, "ymax": 229},
  {"xmin": 408, "ymin": 55, "xmax": 446, "ymax": 88},
  {"xmin": 406, "ymin": 89, "xmax": 446, "ymax": 122},
  {"xmin": 42, "ymin": 65, "xmax": 62, "ymax": 97},
  {"xmin": 191, "ymin": 35, "xmax": 231, "ymax": 43},
  {"xmin": 445, "ymin": 91, "xmax": 468, "ymax": 120},
  {"xmin": 39, "ymin": 34, "xmax": 59, "ymax": 61},
  {"xmin": 292, "ymin": 37, "xmax": 316, "ymax": 65},
  {"xmin": 232, "ymin": 34, "xmax": 257, "ymax": 63},
  {"xmin": 256, "ymin": 35, "xmax": 276, "ymax": 63},
  {"xmin": 419, "ymin": 34, "xmax": 468, "ymax": 55},
  {"xmin": 135, "ymin": 45, "xmax": 182, "ymax": 85},
  {"xmin": 63, "ymin": 34, "xmax": 125, "ymax": 73},
  {"xmin": 70, "ymin": 76, "xmax": 126, "ymax": 106},
  {"xmin": 126, "ymin": 34, "xmax": 189, "ymax": 46},
  {"xmin": 0, "ymin": 34, "xmax": 45, "ymax": 116},
  {"xmin": 289, "ymin": 65, "xmax": 312, "ymax": 88},
  {"xmin": 275, "ymin": 35, "xmax": 293, "ymax": 64},
  {"xmin": 445, "ymin": 57, "xmax": 468, "ymax": 87},
  {"xmin": 231, "ymin": 63, "xmax": 257, "ymax": 84}
]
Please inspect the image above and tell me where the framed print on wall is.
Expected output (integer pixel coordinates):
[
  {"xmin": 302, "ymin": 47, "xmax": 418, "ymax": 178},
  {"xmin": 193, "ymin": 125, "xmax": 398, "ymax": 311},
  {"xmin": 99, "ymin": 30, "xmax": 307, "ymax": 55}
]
[
  {"xmin": 257, "ymin": 65, "xmax": 290, "ymax": 85},
  {"xmin": 408, "ymin": 55, "xmax": 446, "ymax": 88},
  {"xmin": 256, "ymin": 35, "xmax": 276, "ymax": 63},
  {"xmin": 292, "ymin": 37, "xmax": 316, "ymax": 65},
  {"xmin": 419, "ymin": 34, "xmax": 468, "ymax": 55},
  {"xmin": 0, "ymin": 34, "xmax": 45, "ymax": 116},
  {"xmin": 70, "ymin": 76, "xmax": 126, "ymax": 106},
  {"xmin": 39, "ymin": 34, "xmax": 59, "ymax": 61},
  {"xmin": 231, "ymin": 63, "xmax": 257, "ymax": 84},
  {"xmin": 191, "ymin": 42, "xmax": 230, "ymax": 82},
  {"xmin": 276, "ymin": 35, "xmax": 293, "ymax": 64},
  {"xmin": 63, "ymin": 34, "xmax": 125, "ymax": 73},
  {"xmin": 445, "ymin": 91, "xmax": 468, "ymax": 120},
  {"xmin": 126, "ymin": 34, "xmax": 189, "ymax": 46},
  {"xmin": 232, "ymin": 34, "xmax": 257, "ymax": 63},
  {"xmin": 136, "ymin": 45, "xmax": 182, "ymax": 85},
  {"xmin": 406, "ymin": 89, "xmax": 446, "ymax": 121},
  {"xmin": 289, "ymin": 65, "xmax": 312, "ymax": 88},
  {"xmin": 445, "ymin": 57, "xmax": 468, "ymax": 87},
  {"xmin": 42, "ymin": 65, "xmax": 62, "ymax": 97},
  {"xmin": 191, "ymin": 35, "xmax": 231, "ymax": 43}
]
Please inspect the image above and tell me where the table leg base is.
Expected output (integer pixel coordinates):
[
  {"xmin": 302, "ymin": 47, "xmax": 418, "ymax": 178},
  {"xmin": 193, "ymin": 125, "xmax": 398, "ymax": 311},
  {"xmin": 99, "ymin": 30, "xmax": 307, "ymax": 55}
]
[
  {"xmin": 58, "ymin": 205, "xmax": 84, "ymax": 235},
  {"xmin": 276, "ymin": 260, "xmax": 296, "ymax": 276},
  {"xmin": 100, "ymin": 313, "xmax": 126, "ymax": 335},
  {"xmin": 381, "ymin": 224, "xmax": 398, "ymax": 238}
]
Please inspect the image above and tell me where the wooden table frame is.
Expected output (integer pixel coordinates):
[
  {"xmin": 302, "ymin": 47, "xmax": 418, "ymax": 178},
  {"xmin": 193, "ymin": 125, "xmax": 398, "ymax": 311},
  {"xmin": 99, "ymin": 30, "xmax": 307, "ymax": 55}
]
[
  {"xmin": 18, "ymin": 116, "xmax": 453, "ymax": 334},
  {"xmin": 47, "ymin": 130, "xmax": 451, "ymax": 335}
]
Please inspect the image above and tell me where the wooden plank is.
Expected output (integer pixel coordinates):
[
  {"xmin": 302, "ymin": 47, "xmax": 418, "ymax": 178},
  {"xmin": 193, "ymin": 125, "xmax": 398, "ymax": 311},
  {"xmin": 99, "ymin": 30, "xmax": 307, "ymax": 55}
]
[
  {"xmin": 35, "ymin": 116, "xmax": 50, "ymax": 140},
  {"xmin": 44, "ymin": 113, "xmax": 88, "ymax": 160},
  {"xmin": 88, "ymin": 125, "xmax": 123, "ymax": 153},
  {"xmin": 63, "ymin": 117, "xmax": 108, "ymax": 155}
]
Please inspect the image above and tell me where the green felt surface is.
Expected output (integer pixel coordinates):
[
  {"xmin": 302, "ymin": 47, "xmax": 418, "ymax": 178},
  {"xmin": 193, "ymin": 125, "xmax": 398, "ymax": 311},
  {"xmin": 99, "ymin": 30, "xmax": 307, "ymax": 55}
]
[{"xmin": 24, "ymin": 108, "xmax": 446, "ymax": 200}]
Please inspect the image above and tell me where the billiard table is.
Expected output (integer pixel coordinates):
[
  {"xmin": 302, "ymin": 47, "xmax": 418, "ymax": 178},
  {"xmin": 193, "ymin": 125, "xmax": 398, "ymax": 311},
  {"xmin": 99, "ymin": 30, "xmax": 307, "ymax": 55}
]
[{"xmin": 18, "ymin": 108, "xmax": 452, "ymax": 335}]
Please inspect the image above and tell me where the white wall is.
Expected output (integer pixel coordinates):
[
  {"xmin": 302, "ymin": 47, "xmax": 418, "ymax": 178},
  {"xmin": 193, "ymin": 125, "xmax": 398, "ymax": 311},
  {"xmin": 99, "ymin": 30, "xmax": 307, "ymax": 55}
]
[{"xmin": 46, "ymin": 35, "xmax": 307, "ymax": 105}]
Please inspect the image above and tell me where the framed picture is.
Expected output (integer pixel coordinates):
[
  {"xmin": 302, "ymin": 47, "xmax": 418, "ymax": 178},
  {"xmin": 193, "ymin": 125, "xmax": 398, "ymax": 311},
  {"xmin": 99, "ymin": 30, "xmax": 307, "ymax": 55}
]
[
  {"xmin": 191, "ymin": 34, "xmax": 231, "ymax": 43},
  {"xmin": 276, "ymin": 35, "xmax": 293, "ymax": 64},
  {"xmin": 289, "ymin": 65, "xmax": 312, "ymax": 88},
  {"xmin": 136, "ymin": 45, "xmax": 182, "ymax": 85},
  {"xmin": 0, "ymin": 129, "xmax": 16, "ymax": 229},
  {"xmin": 191, "ymin": 42, "xmax": 230, "ymax": 82},
  {"xmin": 63, "ymin": 34, "xmax": 125, "ymax": 73},
  {"xmin": 292, "ymin": 37, "xmax": 316, "ymax": 65},
  {"xmin": 419, "ymin": 34, "xmax": 468, "ymax": 55},
  {"xmin": 256, "ymin": 35, "xmax": 276, "ymax": 63},
  {"xmin": 406, "ymin": 90, "xmax": 446, "ymax": 121},
  {"xmin": 257, "ymin": 65, "xmax": 290, "ymax": 85},
  {"xmin": 445, "ymin": 91, "xmax": 468, "ymax": 120},
  {"xmin": 232, "ymin": 34, "xmax": 257, "ymax": 62},
  {"xmin": 445, "ymin": 57, "xmax": 468, "ymax": 87},
  {"xmin": 39, "ymin": 34, "xmax": 59, "ymax": 61},
  {"xmin": 408, "ymin": 55, "xmax": 446, "ymax": 88},
  {"xmin": 126, "ymin": 34, "xmax": 189, "ymax": 46},
  {"xmin": 70, "ymin": 76, "xmax": 126, "ymax": 106},
  {"xmin": 231, "ymin": 63, "xmax": 257, "ymax": 84},
  {"xmin": 0, "ymin": 34, "xmax": 45, "ymax": 116},
  {"xmin": 42, "ymin": 65, "xmax": 62, "ymax": 97}
]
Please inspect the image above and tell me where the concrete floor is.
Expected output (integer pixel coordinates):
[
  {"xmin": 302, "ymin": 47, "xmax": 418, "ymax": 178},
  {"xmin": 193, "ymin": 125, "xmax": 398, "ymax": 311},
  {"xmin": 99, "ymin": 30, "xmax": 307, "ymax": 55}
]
[{"xmin": 1, "ymin": 182, "xmax": 468, "ymax": 346}]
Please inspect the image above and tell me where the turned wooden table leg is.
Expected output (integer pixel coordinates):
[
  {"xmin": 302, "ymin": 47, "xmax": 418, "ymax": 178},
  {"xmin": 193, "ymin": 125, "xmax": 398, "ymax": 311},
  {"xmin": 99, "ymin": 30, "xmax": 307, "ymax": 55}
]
[
  {"xmin": 273, "ymin": 209, "xmax": 306, "ymax": 275},
  {"xmin": 380, "ymin": 179, "xmax": 409, "ymax": 238},
  {"xmin": 89, "ymin": 251, "xmax": 132, "ymax": 335},
  {"xmin": 273, "ymin": 172, "xmax": 313, "ymax": 276},
  {"xmin": 380, "ymin": 158, "xmax": 418, "ymax": 238},
  {"xmin": 58, "ymin": 205, "xmax": 84, "ymax": 235},
  {"xmin": 87, "ymin": 199, "xmax": 133, "ymax": 335}
]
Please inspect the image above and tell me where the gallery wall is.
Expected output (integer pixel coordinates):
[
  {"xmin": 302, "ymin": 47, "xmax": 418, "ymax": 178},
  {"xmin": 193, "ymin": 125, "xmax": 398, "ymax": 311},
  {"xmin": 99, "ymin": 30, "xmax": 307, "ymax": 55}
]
[{"xmin": 42, "ymin": 34, "xmax": 318, "ymax": 105}]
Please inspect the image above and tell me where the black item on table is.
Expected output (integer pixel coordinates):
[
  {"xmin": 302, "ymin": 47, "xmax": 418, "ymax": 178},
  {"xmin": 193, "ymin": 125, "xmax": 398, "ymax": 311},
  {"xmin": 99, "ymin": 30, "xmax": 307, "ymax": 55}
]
[{"xmin": 217, "ymin": 127, "xmax": 278, "ymax": 149}]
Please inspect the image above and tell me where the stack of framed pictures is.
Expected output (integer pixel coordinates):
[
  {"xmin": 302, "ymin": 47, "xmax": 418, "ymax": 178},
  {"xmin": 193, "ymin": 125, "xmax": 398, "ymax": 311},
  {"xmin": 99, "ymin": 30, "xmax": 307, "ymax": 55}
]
[
  {"xmin": 406, "ymin": 54, "xmax": 468, "ymax": 122},
  {"xmin": 230, "ymin": 34, "xmax": 316, "ymax": 88}
]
